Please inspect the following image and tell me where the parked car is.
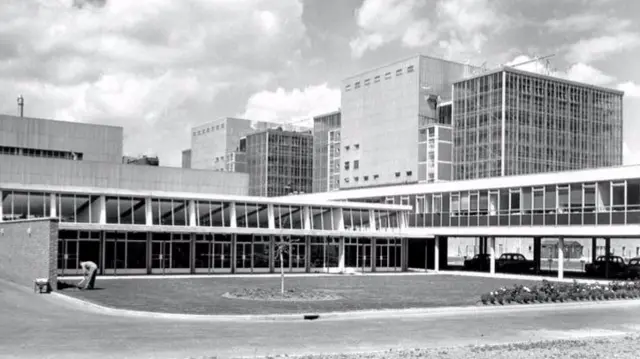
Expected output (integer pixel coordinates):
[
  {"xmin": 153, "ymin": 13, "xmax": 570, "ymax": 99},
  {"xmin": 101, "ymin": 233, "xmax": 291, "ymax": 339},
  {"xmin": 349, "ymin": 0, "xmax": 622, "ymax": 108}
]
[
  {"xmin": 624, "ymin": 257, "xmax": 640, "ymax": 279},
  {"xmin": 463, "ymin": 253, "xmax": 491, "ymax": 271},
  {"xmin": 585, "ymin": 255, "xmax": 627, "ymax": 278},
  {"xmin": 496, "ymin": 253, "xmax": 535, "ymax": 273}
]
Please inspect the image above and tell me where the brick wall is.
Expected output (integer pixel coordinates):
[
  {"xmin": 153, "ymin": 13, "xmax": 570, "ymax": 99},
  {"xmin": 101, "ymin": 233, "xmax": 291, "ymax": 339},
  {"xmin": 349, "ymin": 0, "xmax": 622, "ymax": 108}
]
[{"xmin": 0, "ymin": 218, "xmax": 58, "ymax": 290}]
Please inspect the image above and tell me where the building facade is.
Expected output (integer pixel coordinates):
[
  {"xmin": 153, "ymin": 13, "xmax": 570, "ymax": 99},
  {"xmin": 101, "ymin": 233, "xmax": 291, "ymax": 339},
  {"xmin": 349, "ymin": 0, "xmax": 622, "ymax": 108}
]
[
  {"xmin": 452, "ymin": 67, "xmax": 624, "ymax": 180},
  {"xmin": 189, "ymin": 117, "xmax": 310, "ymax": 172},
  {"xmin": 0, "ymin": 114, "xmax": 123, "ymax": 163},
  {"xmin": 181, "ymin": 149, "xmax": 191, "ymax": 169},
  {"xmin": 340, "ymin": 55, "xmax": 476, "ymax": 189},
  {"xmin": 245, "ymin": 128, "xmax": 314, "ymax": 197},
  {"xmin": 312, "ymin": 110, "xmax": 341, "ymax": 193}
]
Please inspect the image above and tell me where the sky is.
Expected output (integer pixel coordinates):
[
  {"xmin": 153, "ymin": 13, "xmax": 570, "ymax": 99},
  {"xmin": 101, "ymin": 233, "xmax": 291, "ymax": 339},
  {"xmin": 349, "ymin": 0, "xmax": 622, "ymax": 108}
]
[{"xmin": 0, "ymin": 0, "xmax": 639, "ymax": 167}]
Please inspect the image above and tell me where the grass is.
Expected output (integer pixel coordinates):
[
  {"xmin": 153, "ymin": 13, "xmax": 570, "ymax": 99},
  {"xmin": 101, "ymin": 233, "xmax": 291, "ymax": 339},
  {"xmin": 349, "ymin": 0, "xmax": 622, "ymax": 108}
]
[{"xmin": 65, "ymin": 274, "xmax": 542, "ymax": 315}]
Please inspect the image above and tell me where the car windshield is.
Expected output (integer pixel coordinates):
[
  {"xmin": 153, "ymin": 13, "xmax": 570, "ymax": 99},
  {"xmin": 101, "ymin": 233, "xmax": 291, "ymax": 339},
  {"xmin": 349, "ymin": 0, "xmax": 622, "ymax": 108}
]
[{"xmin": 630, "ymin": 259, "xmax": 639, "ymax": 266}]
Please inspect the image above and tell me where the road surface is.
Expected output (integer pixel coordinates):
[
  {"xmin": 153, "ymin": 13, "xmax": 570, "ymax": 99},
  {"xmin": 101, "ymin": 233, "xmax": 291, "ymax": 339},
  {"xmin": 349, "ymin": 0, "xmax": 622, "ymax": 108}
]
[{"xmin": 1, "ymin": 279, "xmax": 639, "ymax": 359}]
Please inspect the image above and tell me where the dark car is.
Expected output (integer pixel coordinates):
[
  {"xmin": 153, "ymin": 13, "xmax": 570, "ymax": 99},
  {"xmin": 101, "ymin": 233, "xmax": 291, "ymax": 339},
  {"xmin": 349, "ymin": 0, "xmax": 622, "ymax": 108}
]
[
  {"xmin": 463, "ymin": 254, "xmax": 491, "ymax": 271},
  {"xmin": 585, "ymin": 255, "xmax": 627, "ymax": 278},
  {"xmin": 496, "ymin": 253, "xmax": 535, "ymax": 273},
  {"xmin": 624, "ymin": 257, "xmax": 640, "ymax": 279}
]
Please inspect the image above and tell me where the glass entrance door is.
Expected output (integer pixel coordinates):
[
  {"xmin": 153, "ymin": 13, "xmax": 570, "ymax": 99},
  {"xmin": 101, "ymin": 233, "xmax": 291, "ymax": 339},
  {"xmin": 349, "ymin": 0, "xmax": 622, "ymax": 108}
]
[
  {"xmin": 213, "ymin": 235, "xmax": 232, "ymax": 273},
  {"xmin": 236, "ymin": 236, "xmax": 252, "ymax": 273},
  {"xmin": 290, "ymin": 241, "xmax": 306, "ymax": 272},
  {"xmin": 58, "ymin": 238, "xmax": 81, "ymax": 276},
  {"xmin": 359, "ymin": 243, "xmax": 372, "ymax": 272},
  {"xmin": 344, "ymin": 238, "xmax": 372, "ymax": 272},
  {"xmin": 151, "ymin": 239, "xmax": 171, "ymax": 274}
]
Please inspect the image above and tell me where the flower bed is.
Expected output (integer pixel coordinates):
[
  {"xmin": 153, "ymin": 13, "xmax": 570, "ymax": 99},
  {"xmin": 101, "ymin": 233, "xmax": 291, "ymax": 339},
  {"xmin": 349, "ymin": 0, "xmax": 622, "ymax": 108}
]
[
  {"xmin": 480, "ymin": 280, "xmax": 640, "ymax": 305},
  {"xmin": 222, "ymin": 287, "xmax": 343, "ymax": 302}
]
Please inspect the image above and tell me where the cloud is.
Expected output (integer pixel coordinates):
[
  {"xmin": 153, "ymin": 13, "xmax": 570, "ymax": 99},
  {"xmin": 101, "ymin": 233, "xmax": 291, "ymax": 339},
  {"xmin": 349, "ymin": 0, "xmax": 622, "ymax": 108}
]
[
  {"xmin": 349, "ymin": 0, "xmax": 432, "ymax": 58},
  {"xmin": 618, "ymin": 82, "xmax": 640, "ymax": 97},
  {"xmin": 0, "ymin": 0, "xmax": 308, "ymax": 166},
  {"xmin": 504, "ymin": 55, "xmax": 616, "ymax": 87},
  {"xmin": 545, "ymin": 13, "xmax": 631, "ymax": 34},
  {"xmin": 565, "ymin": 32, "xmax": 640, "ymax": 63},
  {"xmin": 241, "ymin": 83, "xmax": 341, "ymax": 127}
]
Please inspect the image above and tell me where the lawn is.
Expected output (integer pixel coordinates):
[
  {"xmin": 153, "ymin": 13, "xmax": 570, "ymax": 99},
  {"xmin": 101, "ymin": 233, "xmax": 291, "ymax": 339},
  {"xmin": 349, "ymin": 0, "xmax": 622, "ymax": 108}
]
[{"xmin": 65, "ymin": 274, "xmax": 541, "ymax": 315}]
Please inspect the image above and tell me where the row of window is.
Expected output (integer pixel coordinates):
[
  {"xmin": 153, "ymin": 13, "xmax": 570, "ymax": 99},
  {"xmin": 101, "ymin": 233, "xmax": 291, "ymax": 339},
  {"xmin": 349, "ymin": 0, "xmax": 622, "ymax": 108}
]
[
  {"xmin": 344, "ymin": 65, "xmax": 415, "ymax": 92},
  {"xmin": 0, "ymin": 145, "xmax": 83, "ymax": 160},
  {"xmin": 193, "ymin": 122, "xmax": 225, "ymax": 136}
]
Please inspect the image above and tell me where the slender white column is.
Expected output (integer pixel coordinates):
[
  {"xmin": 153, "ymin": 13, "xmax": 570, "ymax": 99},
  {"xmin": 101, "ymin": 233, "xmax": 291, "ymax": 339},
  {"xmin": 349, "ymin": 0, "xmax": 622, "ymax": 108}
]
[
  {"xmin": 558, "ymin": 237, "xmax": 565, "ymax": 280},
  {"xmin": 489, "ymin": 237, "xmax": 496, "ymax": 275}
]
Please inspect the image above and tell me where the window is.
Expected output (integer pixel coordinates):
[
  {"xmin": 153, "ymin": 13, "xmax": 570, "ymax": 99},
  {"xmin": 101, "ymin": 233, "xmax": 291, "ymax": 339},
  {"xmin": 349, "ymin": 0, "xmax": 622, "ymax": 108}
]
[
  {"xmin": 395, "ymin": 172, "xmax": 401, "ymax": 177},
  {"xmin": 344, "ymin": 178, "xmax": 350, "ymax": 183},
  {"xmin": 220, "ymin": 123, "xmax": 224, "ymax": 129},
  {"xmin": 364, "ymin": 79, "xmax": 370, "ymax": 86},
  {"xmin": 354, "ymin": 81, "xmax": 361, "ymax": 89},
  {"xmin": 407, "ymin": 65, "xmax": 414, "ymax": 73},
  {"xmin": 354, "ymin": 160, "xmax": 359, "ymax": 169},
  {"xmin": 364, "ymin": 176, "xmax": 369, "ymax": 181},
  {"xmin": 396, "ymin": 69, "xmax": 402, "ymax": 76},
  {"xmin": 345, "ymin": 84, "xmax": 351, "ymax": 92},
  {"xmin": 344, "ymin": 161, "xmax": 350, "ymax": 170},
  {"xmin": 345, "ymin": 145, "xmax": 350, "ymax": 150},
  {"xmin": 354, "ymin": 144, "xmax": 360, "ymax": 149},
  {"xmin": 354, "ymin": 176, "xmax": 359, "ymax": 182},
  {"xmin": 385, "ymin": 72, "xmax": 391, "ymax": 80},
  {"xmin": 374, "ymin": 76, "xmax": 380, "ymax": 83},
  {"xmin": 406, "ymin": 170, "xmax": 412, "ymax": 176},
  {"xmin": 373, "ymin": 174, "xmax": 379, "ymax": 179}
]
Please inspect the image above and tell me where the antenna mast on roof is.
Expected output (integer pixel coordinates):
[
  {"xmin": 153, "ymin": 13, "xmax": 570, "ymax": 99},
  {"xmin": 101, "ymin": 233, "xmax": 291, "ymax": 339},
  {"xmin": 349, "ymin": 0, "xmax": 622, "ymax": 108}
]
[{"xmin": 17, "ymin": 95, "xmax": 24, "ymax": 117}]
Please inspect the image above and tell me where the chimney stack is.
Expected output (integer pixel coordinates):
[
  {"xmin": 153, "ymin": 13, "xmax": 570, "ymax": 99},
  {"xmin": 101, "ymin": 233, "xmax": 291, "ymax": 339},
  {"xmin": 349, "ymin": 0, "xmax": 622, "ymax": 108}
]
[{"xmin": 17, "ymin": 95, "xmax": 24, "ymax": 117}]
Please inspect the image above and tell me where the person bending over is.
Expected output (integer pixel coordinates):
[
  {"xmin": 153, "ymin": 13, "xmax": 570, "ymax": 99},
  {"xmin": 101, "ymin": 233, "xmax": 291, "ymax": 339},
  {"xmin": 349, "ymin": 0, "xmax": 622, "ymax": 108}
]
[{"xmin": 78, "ymin": 261, "xmax": 98, "ymax": 290}]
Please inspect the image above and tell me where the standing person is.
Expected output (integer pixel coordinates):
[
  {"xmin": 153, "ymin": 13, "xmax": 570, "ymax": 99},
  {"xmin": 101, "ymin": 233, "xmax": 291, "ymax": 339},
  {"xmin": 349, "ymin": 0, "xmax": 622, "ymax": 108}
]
[{"xmin": 78, "ymin": 261, "xmax": 98, "ymax": 290}]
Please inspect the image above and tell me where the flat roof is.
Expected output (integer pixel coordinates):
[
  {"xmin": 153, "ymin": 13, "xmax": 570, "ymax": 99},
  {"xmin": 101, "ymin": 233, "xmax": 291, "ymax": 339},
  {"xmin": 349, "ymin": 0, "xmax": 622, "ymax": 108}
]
[
  {"xmin": 0, "ymin": 113, "xmax": 123, "ymax": 130},
  {"xmin": 0, "ymin": 182, "xmax": 412, "ymax": 212},
  {"xmin": 288, "ymin": 164, "xmax": 640, "ymax": 201},
  {"xmin": 343, "ymin": 54, "xmax": 479, "ymax": 82},
  {"xmin": 455, "ymin": 66, "xmax": 625, "ymax": 95}
]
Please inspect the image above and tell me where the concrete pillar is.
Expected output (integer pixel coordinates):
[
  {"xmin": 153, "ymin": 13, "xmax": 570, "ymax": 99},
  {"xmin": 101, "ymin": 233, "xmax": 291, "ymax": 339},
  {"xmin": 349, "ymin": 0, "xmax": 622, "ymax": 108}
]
[
  {"xmin": 190, "ymin": 233, "xmax": 196, "ymax": 274},
  {"xmin": 338, "ymin": 237, "xmax": 345, "ymax": 271},
  {"xmin": 332, "ymin": 208, "xmax": 345, "ymax": 231},
  {"xmin": 229, "ymin": 202, "xmax": 237, "ymax": 228},
  {"xmin": 438, "ymin": 236, "xmax": 448, "ymax": 270},
  {"xmin": 305, "ymin": 236, "xmax": 311, "ymax": 273},
  {"xmin": 605, "ymin": 237, "xmax": 611, "ymax": 279},
  {"xmin": 303, "ymin": 206, "xmax": 311, "ymax": 230},
  {"xmin": 489, "ymin": 236, "xmax": 496, "ymax": 275},
  {"xmin": 269, "ymin": 235, "xmax": 275, "ymax": 273},
  {"xmin": 591, "ymin": 237, "xmax": 597, "ymax": 264},
  {"xmin": 558, "ymin": 237, "xmax": 565, "ymax": 280},
  {"xmin": 434, "ymin": 236, "xmax": 440, "ymax": 272},
  {"xmin": 146, "ymin": 232, "xmax": 152, "ymax": 274},
  {"xmin": 0, "ymin": 190, "xmax": 3, "ymax": 222},
  {"xmin": 400, "ymin": 238, "xmax": 407, "ymax": 271},
  {"xmin": 145, "ymin": 197, "xmax": 153, "ymax": 225},
  {"xmin": 188, "ymin": 200, "xmax": 197, "ymax": 227},
  {"xmin": 230, "ymin": 234, "xmax": 237, "ymax": 274},
  {"xmin": 369, "ymin": 210, "xmax": 376, "ymax": 231},
  {"xmin": 97, "ymin": 195, "xmax": 106, "ymax": 224},
  {"xmin": 49, "ymin": 193, "xmax": 57, "ymax": 218},
  {"xmin": 267, "ymin": 204, "xmax": 275, "ymax": 229},
  {"xmin": 533, "ymin": 237, "xmax": 541, "ymax": 274},
  {"xmin": 371, "ymin": 238, "xmax": 377, "ymax": 272}
]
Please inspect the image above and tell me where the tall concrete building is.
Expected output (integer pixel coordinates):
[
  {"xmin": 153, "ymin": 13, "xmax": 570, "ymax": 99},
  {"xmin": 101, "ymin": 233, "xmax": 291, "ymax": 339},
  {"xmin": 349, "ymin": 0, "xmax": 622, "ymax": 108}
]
[
  {"xmin": 189, "ymin": 117, "xmax": 309, "ymax": 172},
  {"xmin": 0, "ymin": 114, "xmax": 123, "ymax": 163},
  {"xmin": 312, "ymin": 110, "xmax": 341, "ymax": 193},
  {"xmin": 452, "ymin": 67, "xmax": 624, "ymax": 180},
  {"xmin": 245, "ymin": 128, "xmax": 313, "ymax": 197},
  {"xmin": 340, "ymin": 55, "xmax": 477, "ymax": 189}
]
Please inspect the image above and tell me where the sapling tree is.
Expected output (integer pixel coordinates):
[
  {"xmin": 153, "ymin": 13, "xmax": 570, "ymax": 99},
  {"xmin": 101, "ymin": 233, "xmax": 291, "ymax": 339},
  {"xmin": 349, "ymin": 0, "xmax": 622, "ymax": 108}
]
[{"xmin": 274, "ymin": 234, "xmax": 300, "ymax": 295}]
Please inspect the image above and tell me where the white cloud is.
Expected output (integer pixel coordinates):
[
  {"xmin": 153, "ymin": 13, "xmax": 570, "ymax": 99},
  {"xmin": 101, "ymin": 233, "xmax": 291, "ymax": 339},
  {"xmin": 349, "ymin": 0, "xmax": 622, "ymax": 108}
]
[
  {"xmin": 436, "ymin": 0, "xmax": 501, "ymax": 58},
  {"xmin": 241, "ymin": 83, "xmax": 341, "ymax": 128},
  {"xmin": 504, "ymin": 55, "xmax": 616, "ymax": 87},
  {"xmin": 563, "ymin": 63, "xmax": 615, "ymax": 86},
  {"xmin": 349, "ymin": 0, "xmax": 433, "ymax": 58},
  {"xmin": 0, "ymin": 0, "xmax": 308, "ymax": 166},
  {"xmin": 565, "ymin": 32, "xmax": 640, "ymax": 63},
  {"xmin": 618, "ymin": 82, "xmax": 640, "ymax": 97},
  {"xmin": 545, "ymin": 13, "xmax": 631, "ymax": 34}
]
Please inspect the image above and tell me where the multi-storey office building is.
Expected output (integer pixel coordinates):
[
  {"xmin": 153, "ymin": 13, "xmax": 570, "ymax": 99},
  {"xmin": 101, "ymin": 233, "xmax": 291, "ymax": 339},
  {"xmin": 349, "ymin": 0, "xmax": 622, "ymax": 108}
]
[
  {"xmin": 452, "ymin": 67, "xmax": 624, "ymax": 180},
  {"xmin": 189, "ymin": 117, "xmax": 310, "ymax": 172},
  {"xmin": 245, "ymin": 128, "xmax": 314, "ymax": 197},
  {"xmin": 418, "ymin": 101, "xmax": 454, "ymax": 183},
  {"xmin": 340, "ymin": 55, "xmax": 477, "ymax": 189},
  {"xmin": 312, "ymin": 110, "xmax": 341, "ymax": 193}
]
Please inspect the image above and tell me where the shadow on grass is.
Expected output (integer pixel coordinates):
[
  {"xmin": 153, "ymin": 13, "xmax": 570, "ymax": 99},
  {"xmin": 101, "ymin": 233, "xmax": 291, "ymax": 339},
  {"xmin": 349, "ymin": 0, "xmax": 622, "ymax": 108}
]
[{"xmin": 57, "ymin": 281, "xmax": 105, "ymax": 291}]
